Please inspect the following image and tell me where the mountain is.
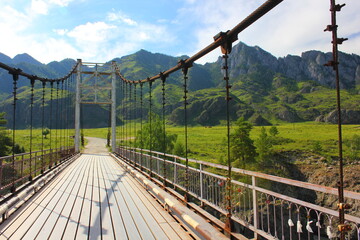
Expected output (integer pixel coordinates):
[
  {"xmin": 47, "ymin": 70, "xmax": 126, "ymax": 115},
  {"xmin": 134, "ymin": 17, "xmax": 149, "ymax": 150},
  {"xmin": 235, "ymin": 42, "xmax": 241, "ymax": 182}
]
[
  {"xmin": 0, "ymin": 53, "xmax": 13, "ymax": 64},
  {"xmin": 13, "ymin": 53, "xmax": 43, "ymax": 66},
  {"xmin": 0, "ymin": 42, "xmax": 360, "ymax": 128}
]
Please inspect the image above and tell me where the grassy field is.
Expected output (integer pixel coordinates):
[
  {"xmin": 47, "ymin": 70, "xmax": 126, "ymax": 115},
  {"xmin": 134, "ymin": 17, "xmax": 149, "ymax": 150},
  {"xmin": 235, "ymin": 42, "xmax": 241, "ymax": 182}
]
[
  {"xmin": 10, "ymin": 122, "xmax": 359, "ymax": 163},
  {"xmin": 10, "ymin": 128, "xmax": 74, "ymax": 152},
  {"xmin": 83, "ymin": 122, "xmax": 360, "ymax": 163}
]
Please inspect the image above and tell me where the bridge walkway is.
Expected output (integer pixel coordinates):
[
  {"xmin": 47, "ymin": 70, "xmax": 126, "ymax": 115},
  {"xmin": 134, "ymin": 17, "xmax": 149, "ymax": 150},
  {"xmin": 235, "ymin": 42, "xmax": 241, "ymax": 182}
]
[{"xmin": 0, "ymin": 138, "xmax": 194, "ymax": 240}]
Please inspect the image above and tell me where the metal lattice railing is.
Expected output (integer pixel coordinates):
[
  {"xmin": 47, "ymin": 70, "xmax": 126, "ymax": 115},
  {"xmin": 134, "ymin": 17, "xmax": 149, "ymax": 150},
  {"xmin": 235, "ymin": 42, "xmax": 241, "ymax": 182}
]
[
  {"xmin": 115, "ymin": 146, "xmax": 360, "ymax": 240},
  {"xmin": 0, "ymin": 147, "xmax": 76, "ymax": 196}
]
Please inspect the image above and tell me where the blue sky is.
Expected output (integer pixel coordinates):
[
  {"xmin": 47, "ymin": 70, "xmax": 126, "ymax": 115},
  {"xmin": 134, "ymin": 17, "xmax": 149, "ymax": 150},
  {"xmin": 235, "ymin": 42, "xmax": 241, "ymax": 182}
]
[{"xmin": 0, "ymin": 0, "xmax": 359, "ymax": 64}]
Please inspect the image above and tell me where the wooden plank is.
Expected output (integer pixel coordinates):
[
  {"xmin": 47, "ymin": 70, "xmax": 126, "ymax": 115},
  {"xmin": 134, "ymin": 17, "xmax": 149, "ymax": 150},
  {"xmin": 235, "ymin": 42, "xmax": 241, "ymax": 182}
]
[
  {"xmin": 37, "ymin": 157, "xmax": 90, "ymax": 239},
  {"xmin": 0, "ymin": 159, "xmax": 82, "ymax": 239},
  {"xmin": 98, "ymin": 156, "xmax": 126, "ymax": 240},
  {"xmin": 101, "ymin": 157, "xmax": 143, "ymax": 240},
  {"xmin": 20, "ymin": 157, "xmax": 84, "ymax": 239},
  {"xmin": 47, "ymin": 157, "xmax": 89, "ymax": 239},
  {"xmin": 75, "ymin": 155, "xmax": 94, "ymax": 239},
  {"xmin": 108, "ymin": 161, "xmax": 169, "ymax": 240},
  {"xmin": 0, "ymin": 159, "xmax": 79, "ymax": 236},
  {"xmin": 104, "ymin": 160, "xmax": 156, "ymax": 240},
  {"xmin": 62, "ymin": 155, "xmax": 93, "ymax": 239},
  {"xmin": 110, "ymin": 160, "xmax": 196, "ymax": 240},
  {"xmin": 88, "ymin": 157, "xmax": 102, "ymax": 240}
]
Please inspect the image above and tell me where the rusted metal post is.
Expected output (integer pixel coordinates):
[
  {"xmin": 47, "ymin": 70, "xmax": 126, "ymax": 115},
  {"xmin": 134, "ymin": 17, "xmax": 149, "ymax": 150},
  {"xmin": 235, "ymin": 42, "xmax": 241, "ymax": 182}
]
[
  {"xmin": 215, "ymin": 31, "xmax": 234, "ymax": 235},
  {"xmin": 75, "ymin": 59, "xmax": 82, "ymax": 152},
  {"xmin": 324, "ymin": 1, "xmax": 350, "ymax": 239},
  {"xmin": 200, "ymin": 163, "xmax": 204, "ymax": 207},
  {"xmin": 111, "ymin": 61, "xmax": 117, "ymax": 152},
  {"xmin": 252, "ymin": 176, "xmax": 259, "ymax": 239}
]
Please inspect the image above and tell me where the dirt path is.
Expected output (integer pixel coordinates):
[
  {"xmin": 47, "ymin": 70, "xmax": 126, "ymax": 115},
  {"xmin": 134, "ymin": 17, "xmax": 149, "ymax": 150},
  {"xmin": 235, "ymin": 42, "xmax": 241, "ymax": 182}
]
[{"xmin": 83, "ymin": 137, "xmax": 109, "ymax": 155}]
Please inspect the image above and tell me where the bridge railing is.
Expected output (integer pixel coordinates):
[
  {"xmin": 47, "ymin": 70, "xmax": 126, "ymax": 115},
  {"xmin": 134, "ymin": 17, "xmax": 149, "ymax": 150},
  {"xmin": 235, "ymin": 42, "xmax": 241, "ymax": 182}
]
[
  {"xmin": 0, "ymin": 147, "xmax": 75, "ymax": 195},
  {"xmin": 116, "ymin": 146, "xmax": 360, "ymax": 240}
]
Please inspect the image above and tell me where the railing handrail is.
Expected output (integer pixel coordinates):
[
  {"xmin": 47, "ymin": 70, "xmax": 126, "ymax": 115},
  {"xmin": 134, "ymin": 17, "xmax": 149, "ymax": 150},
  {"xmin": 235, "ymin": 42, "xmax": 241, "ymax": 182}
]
[
  {"xmin": 0, "ymin": 147, "xmax": 66, "ymax": 160},
  {"xmin": 123, "ymin": 146, "xmax": 360, "ymax": 200}
]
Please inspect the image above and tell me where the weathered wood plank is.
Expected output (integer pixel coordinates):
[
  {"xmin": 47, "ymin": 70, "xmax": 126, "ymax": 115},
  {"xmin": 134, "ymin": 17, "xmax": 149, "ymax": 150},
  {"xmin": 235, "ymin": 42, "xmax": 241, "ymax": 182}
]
[
  {"xmin": 75, "ymin": 156, "xmax": 94, "ymax": 239},
  {"xmin": 0, "ymin": 153, "xmax": 204, "ymax": 240},
  {"xmin": 61, "ymin": 156, "xmax": 94, "ymax": 239},
  {"xmin": 121, "ymin": 165, "xmax": 195, "ymax": 240},
  {"xmin": 107, "ymin": 161, "xmax": 169, "ymax": 240},
  {"xmin": 101, "ymin": 157, "xmax": 142, "ymax": 240},
  {"xmin": 39, "ymin": 157, "xmax": 90, "ymax": 239},
  {"xmin": 0, "ymin": 160, "xmax": 82, "ymax": 239},
  {"xmin": 47, "ymin": 157, "xmax": 89, "ymax": 239},
  {"xmin": 98, "ymin": 156, "xmax": 126, "ymax": 240},
  {"xmin": 89, "ymin": 157, "xmax": 102, "ymax": 240}
]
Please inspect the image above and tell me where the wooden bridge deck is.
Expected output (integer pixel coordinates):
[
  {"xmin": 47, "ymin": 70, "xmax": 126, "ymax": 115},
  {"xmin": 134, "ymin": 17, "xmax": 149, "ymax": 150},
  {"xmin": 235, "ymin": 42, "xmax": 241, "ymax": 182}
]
[{"xmin": 0, "ymin": 153, "xmax": 194, "ymax": 240}]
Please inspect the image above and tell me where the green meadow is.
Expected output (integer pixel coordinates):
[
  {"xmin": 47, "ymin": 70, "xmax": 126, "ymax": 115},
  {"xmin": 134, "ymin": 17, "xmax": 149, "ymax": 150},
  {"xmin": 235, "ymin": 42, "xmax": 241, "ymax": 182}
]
[{"xmin": 12, "ymin": 122, "xmax": 359, "ymax": 164}]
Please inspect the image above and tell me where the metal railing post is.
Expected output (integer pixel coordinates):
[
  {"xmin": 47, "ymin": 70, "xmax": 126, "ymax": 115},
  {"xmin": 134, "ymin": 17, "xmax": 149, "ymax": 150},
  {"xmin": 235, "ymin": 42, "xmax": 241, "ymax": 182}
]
[
  {"xmin": 252, "ymin": 176, "xmax": 259, "ymax": 239},
  {"xmin": 200, "ymin": 163, "xmax": 204, "ymax": 201},
  {"xmin": 173, "ymin": 157, "xmax": 177, "ymax": 187}
]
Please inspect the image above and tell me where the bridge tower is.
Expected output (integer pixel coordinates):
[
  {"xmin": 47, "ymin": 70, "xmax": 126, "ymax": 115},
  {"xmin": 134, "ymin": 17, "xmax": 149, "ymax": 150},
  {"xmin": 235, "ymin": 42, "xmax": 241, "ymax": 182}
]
[{"xmin": 75, "ymin": 59, "xmax": 117, "ymax": 152}]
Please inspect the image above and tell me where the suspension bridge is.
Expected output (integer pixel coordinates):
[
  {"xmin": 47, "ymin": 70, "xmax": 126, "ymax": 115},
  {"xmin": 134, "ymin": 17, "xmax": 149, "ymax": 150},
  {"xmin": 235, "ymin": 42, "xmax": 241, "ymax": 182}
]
[{"xmin": 0, "ymin": 0, "xmax": 359, "ymax": 239}]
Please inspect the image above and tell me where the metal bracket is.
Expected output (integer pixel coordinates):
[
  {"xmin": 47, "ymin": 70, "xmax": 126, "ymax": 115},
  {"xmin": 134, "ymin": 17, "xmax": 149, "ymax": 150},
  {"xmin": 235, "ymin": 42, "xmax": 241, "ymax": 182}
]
[{"xmin": 214, "ymin": 30, "xmax": 238, "ymax": 54}]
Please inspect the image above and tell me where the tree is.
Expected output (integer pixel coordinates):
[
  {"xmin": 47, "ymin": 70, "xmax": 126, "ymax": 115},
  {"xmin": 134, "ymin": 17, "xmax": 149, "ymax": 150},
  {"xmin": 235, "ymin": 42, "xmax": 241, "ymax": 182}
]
[
  {"xmin": 173, "ymin": 140, "xmax": 185, "ymax": 157},
  {"xmin": 135, "ymin": 113, "xmax": 177, "ymax": 153},
  {"xmin": 0, "ymin": 112, "xmax": 7, "ymax": 126},
  {"xmin": 230, "ymin": 117, "xmax": 256, "ymax": 168},
  {"xmin": 0, "ymin": 131, "xmax": 12, "ymax": 157},
  {"xmin": 0, "ymin": 112, "xmax": 26, "ymax": 157},
  {"xmin": 269, "ymin": 126, "xmax": 279, "ymax": 137},
  {"xmin": 42, "ymin": 128, "xmax": 50, "ymax": 139},
  {"xmin": 0, "ymin": 112, "xmax": 11, "ymax": 156},
  {"xmin": 255, "ymin": 127, "xmax": 273, "ymax": 164}
]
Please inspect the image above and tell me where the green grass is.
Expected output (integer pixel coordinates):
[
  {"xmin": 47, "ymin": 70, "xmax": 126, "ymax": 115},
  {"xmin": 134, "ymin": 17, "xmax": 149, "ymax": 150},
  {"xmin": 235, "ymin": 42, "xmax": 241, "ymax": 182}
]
[
  {"xmin": 10, "ymin": 122, "xmax": 360, "ymax": 164},
  {"xmin": 9, "ymin": 128, "xmax": 74, "ymax": 152},
  {"xmin": 84, "ymin": 121, "xmax": 360, "ymax": 163}
]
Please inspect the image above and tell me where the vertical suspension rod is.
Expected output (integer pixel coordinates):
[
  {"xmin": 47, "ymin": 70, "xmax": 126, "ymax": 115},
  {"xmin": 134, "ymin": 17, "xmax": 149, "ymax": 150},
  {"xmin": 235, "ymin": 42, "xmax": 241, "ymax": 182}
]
[
  {"xmin": 161, "ymin": 73, "xmax": 167, "ymax": 187},
  {"xmin": 41, "ymin": 80, "xmax": 46, "ymax": 173},
  {"xmin": 324, "ymin": 1, "xmax": 349, "ymax": 238},
  {"xmin": 149, "ymin": 80, "xmax": 153, "ymax": 177},
  {"xmin": 10, "ymin": 73, "xmax": 19, "ymax": 193},
  {"xmin": 223, "ymin": 53, "xmax": 233, "ymax": 233},
  {"xmin": 29, "ymin": 78, "xmax": 35, "ymax": 181}
]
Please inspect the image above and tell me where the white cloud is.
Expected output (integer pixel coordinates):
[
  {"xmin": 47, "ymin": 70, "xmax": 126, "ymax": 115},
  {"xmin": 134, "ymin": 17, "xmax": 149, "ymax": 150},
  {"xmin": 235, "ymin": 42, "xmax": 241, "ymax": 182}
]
[
  {"xmin": 53, "ymin": 29, "xmax": 68, "ymax": 36},
  {"xmin": 31, "ymin": 0, "xmax": 49, "ymax": 15},
  {"xmin": 30, "ymin": 0, "xmax": 75, "ymax": 16},
  {"xmin": 67, "ymin": 22, "xmax": 116, "ymax": 43},
  {"xmin": 49, "ymin": 0, "xmax": 74, "ymax": 7},
  {"xmin": 178, "ymin": 0, "xmax": 360, "ymax": 63},
  {"xmin": 107, "ymin": 11, "xmax": 137, "ymax": 26}
]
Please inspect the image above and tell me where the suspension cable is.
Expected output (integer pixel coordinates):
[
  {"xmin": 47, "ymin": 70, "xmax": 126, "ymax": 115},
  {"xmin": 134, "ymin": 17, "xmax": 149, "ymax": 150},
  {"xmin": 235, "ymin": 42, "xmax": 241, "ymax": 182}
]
[
  {"xmin": 41, "ymin": 80, "xmax": 46, "ymax": 174},
  {"xmin": 140, "ymin": 82, "xmax": 144, "ymax": 170},
  {"xmin": 129, "ymin": 83, "xmax": 132, "ymax": 152},
  {"xmin": 10, "ymin": 72, "xmax": 19, "ymax": 193},
  {"xmin": 134, "ymin": 83, "xmax": 137, "ymax": 166},
  {"xmin": 61, "ymin": 80, "xmax": 65, "ymax": 152},
  {"xmin": 29, "ymin": 77, "xmax": 35, "ymax": 181},
  {"xmin": 324, "ymin": 0, "xmax": 349, "ymax": 238},
  {"xmin": 125, "ymin": 82, "xmax": 128, "ymax": 151},
  {"xmin": 149, "ymin": 80, "xmax": 153, "ymax": 177},
  {"xmin": 66, "ymin": 77, "xmax": 71, "ymax": 153},
  {"xmin": 49, "ymin": 81, "xmax": 54, "ymax": 168},
  {"xmin": 107, "ymin": 91, "xmax": 111, "ymax": 147},
  {"xmin": 55, "ymin": 81, "xmax": 60, "ymax": 162},
  {"xmin": 223, "ymin": 52, "xmax": 233, "ymax": 233},
  {"xmin": 160, "ymin": 73, "xmax": 167, "ymax": 187},
  {"xmin": 121, "ymin": 80, "xmax": 125, "ymax": 155},
  {"xmin": 180, "ymin": 60, "xmax": 190, "ymax": 202}
]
